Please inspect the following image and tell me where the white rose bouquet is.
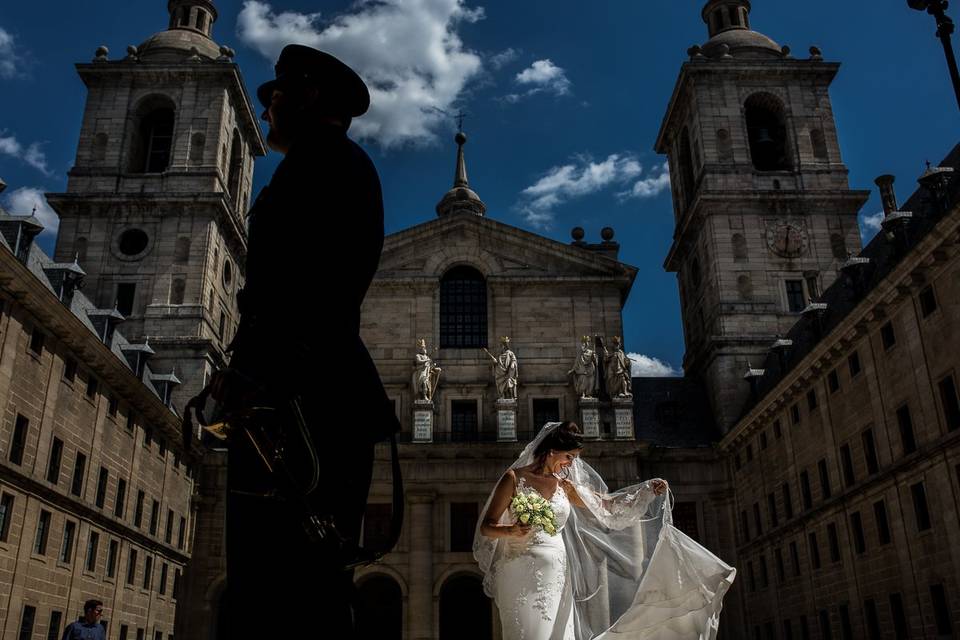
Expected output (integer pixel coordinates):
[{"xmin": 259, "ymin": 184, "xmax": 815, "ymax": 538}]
[{"xmin": 510, "ymin": 491, "xmax": 558, "ymax": 536}]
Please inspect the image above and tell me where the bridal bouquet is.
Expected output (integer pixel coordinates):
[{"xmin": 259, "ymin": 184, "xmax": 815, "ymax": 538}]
[{"xmin": 511, "ymin": 492, "xmax": 558, "ymax": 536}]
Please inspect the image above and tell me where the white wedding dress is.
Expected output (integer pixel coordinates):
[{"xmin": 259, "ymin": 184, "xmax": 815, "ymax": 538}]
[
  {"xmin": 494, "ymin": 475, "xmax": 575, "ymax": 640},
  {"xmin": 476, "ymin": 423, "xmax": 736, "ymax": 640}
]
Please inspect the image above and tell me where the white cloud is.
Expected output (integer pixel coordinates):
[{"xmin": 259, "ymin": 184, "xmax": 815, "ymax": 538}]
[
  {"xmin": 0, "ymin": 27, "xmax": 18, "ymax": 78},
  {"xmin": 3, "ymin": 187, "xmax": 59, "ymax": 237},
  {"xmin": 490, "ymin": 47, "xmax": 519, "ymax": 70},
  {"xmin": 0, "ymin": 132, "xmax": 50, "ymax": 175},
  {"xmin": 516, "ymin": 153, "xmax": 643, "ymax": 229},
  {"xmin": 618, "ymin": 161, "xmax": 671, "ymax": 199},
  {"xmin": 860, "ymin": 210, "xmax": 884, "ymax": 239},
  {"xmin": 503, "ymin": 58, "xmax": 571, "ymax": 103},
  {"xmin": 627, "ymin": 353, "xmax": 681, "ymax": 378},
  {"xmin": 236, "ymin": 0, "xmax": 485, "ymax": 149}
]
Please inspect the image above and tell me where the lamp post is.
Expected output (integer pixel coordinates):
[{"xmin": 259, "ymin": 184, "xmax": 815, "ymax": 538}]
[{"xmin": 908, "ymin": 0, "xmax": 960, "ymax": 111}]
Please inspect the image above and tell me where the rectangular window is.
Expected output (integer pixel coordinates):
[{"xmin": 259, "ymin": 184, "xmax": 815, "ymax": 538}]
[
  {"xmin": 938, "ymin": 375, "xmax": 960, "ymax": 431},
  {"xmin": 143, "ymin": 555, "xmax": 152, "ymax": 589},
  {"xmin": 827, "ymin": 522, "xmax": 840, "ymax": 562},
  {"xmin": 10, "ymin": 414, "xmax": 28, "ymax": 465},
  {"xmin": 362, "ymin": 503, "xmax": 392, "ymax": 550},
  {"xmin": 773, "ymin": 419, "xmax": 782, "ymax": 439},
  {"xmin": 747, "ymin": 560, "xmax": 756, "ymax": 592},
  {"xmin": 768, "ymin": 493, "xmax": 778, "ymax": 528},
  {"xmin": 71, "ymin": 451, "xmax": 86, "ymax": 497},
  {"xmin": 136, "ymin": 629, "xmax": 144, "ymax": 640},
  {"xmin": 800, "ymin": 470, "xmax": 812, "ymax": 510},
  {"xmin": 848, "ymin": 351, "xmax": 862, "ymax": 377},
  {"xmin": 874, "ymin": 500, "xmax": 891, "ymax": 545},
  {"xmin": 126, "ymin": 413, "xmax": 135, "ymax": 432},
  {"xmin": 178, "ymin": 516, "xmax": 186, "ymax": 549},
  {"xmin": 828, "ymin": 369, "xmax": 840, "ymax": 393},
  {"xmin": 807, "ymin": 389, "xmax": 818, "ymax": 411},
  {"xmin": 0, "ymin": 493, "xmax": 12, "ymax": 542},
  {"xmin": 864, "ymin": 599, "xmax": 881, "ymax": 640},
  {"xmin": 850, "ymin": 512, "xmax": 865, "ymax": 554},
  {"xmin": 134, "ymin": 490, "xmax": 144, "ymax": 528},
  {"xmin": 47, "ymin": 611, "xmax": 62, "ymax": 640},
  {"xmin": 143, "ymin": 427, "xmax": 152, "ymax": 450},
  {"xmin": 911, "ymin": 482, "xmax": 931, "ymax": 531},
  {"xmin": 759, "ymin": 431, "xmax": 768, "ymax": 450},
  {"xmin": 63, "ymin": 357, "xmax": 77, "ymax": 383},
  {"xmin": 173, "ymin": 569, "xmax": 181, "ymax": 599},
  {"xmin": 115, "ymin": 478, "xmax": 127, "ymax": 518},
  {"xmin": 880, "ymin": 321, "xmax": 896, "ymax": 350},
  {"xmin": 734, "ymin": 453, "xmax": 741, "ymax": 471},
  {"xmin": 107, "ymin": 540, "xmax": 118, "ymax": 578},
  {"xmin": 674, "ymin": 502, "xmax": 700, "ymax": 541},
  {"xmin": 740, "ymin": 510, "xmax": 750, "ymax": 542},
  {"xmin": 919, "ymin": 284, "xmax": 938, "ymax": 317},
  {"xmin": 85, "ymin": 375, "xmax": 98, "ymax": 399},
  {"xmin": 18, "ymin": 605, "xmax": 36, "ymax": 640},
  {"xmin": 897, "ymin": 405, "xmax": 917, "ymax": 455},
  {"xmin": 840, "ymin": 445, "xmax": 855, "ymax": 487},
  {"xmin": 451, "ymin": 400, "xmax": 478, "ymax": 442},
  {"xmin": 149, "ymin": 499, "xmax": 159, "ymax": 536},
  {"xmin": 841, "ymin": 604, "xmax": 855, "ymax": 640},
  {"xmin": 759, "ymin": 554, "xmax": 768, "ymax": 588},
  {"xmin": 47, "ymin": 437, "xmax": 64, "ymax": 484},
  {"xmin": 783, "ymin": 619, "xmax": 793, "ymax": 640},
  {"xmin": 746, "ymin": 444, "xmax": 753, "ymax": 462},
  {"xmin": 753, "ymin": 502, "xmax": 763, "ymax": 536},
  {"xmin": 159, "ymin": 562, "xmax": 167, "ymax": 595},
  {"xmin": 786, "ymin": 280, "xmax": 806, "ymax": 312},
  {"xmin": 774, "ymin": 547, "xmax": 785, "ymax": 583},
  {"xmin": 450, "ymin": 502, "xmax": 479, "ymax": 552},
  {"xmin": 791, "ymin": 404, "xmax": 801, "ymax": 425},
  {"xmin": 931, "ymin": 584, "xmax": 953, "ymax": 636},
  {"xmin": 808, "ymin": 531, "xmax": 821, "ymax": 570},
  {"xmin": 165, "ymin": 509, "xmax": 174, "ymax": 544},
  {"xmin": 60, "ymin": 520, "xmax": 76, "ymax": 563},
  {"xmin": 86, "ymin": 531, "xmax": 99, "ymax": 572},
  {"xmin": 819, "ymin": 610, "xmax": 833, "ymax": 640},
  {"xmin": 34, "ymin": 509, "xmax": 51, "ymax": 555},
  {"xmin": 108, "ymin": 396, "xmax": 119, "ymax": 418},
  {"xmin": 95, "ymin": 467, "xmax": 108, "ymax": 508},
  {"xmin": 119, "ymin": 626, "xmax": 128, "ymax": 640},
  {"xmin": 890, "ymin": 593, "xmax": 908, "ymax": 639},
  {"xmin": 783, "ymin": 483, "xmax": 794, "ymax": 520},
  {"xmin": 116, "ymin": 283, "xmax": 136, "ymax": 317},
  {"xmin": 818, "ymin": 459, "xmax": 832, "ymax": 500},
  {"xmin": 862, "ymin": 428, "xmax": 879, "ymax": 474},
  {"xmin": 29, "ymin": 328, "xmax": 44, "ymax": 355},
  {"xmin": 790, "ymin": 540, "xmax": 801, "ymax": 576},
  {"xmin": 800, "ymin": 616, "xmax": 810, "ymax": 640},
  {"xmin": 532, "ymin": 399, "xmax": 561, "ymax": 432},
  {"xmin": 127, "ymin": 549, "xmax": 138, "ymax": 584}
]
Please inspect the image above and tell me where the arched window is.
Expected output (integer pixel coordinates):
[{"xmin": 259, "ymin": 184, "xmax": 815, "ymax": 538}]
[
  {"xmin": 356, "ymin": 576, "xmax": 402, "ymax": 640},
  {"xmin": 810, "ymin": 129, "xmax": 828, "ymax": 161},
  {"xmin": 717, "ymin": 129, "xmax": 733, "ymax": 163},
  {"xmin": 677, "ymin": 127, "xmax": 697, "ymax": 207},
  {"xmin": 440, "ymin": 266, "xmax": 487, "ymax": 348},
  {"xmin": 195, "ymin": 10, "xmax": 207, "ymax": 32},
  {"xmin": 744, "ymin": 93, "xmax": 791, "ymax": 171},
  {"xmin": 189, "ymin": 132, "xmax": 205, "ymax": 165},
  {"xmin": 171, "ymin": 278, "xmax": 185, "ymax": 305},
  {"xmin": 439, "ymin": 575, "xmax": 491, "ymax": 640},
  {"xmin": 732, "ymin": 233, "xmax": 748, "ymax": 262},
  {"xmin": 130, "ymin": 95, "xmax": 176, "ymax": 174},
  {"xmin": 728, "ymin": 6, "xmax": 740, "ymax": 27},
  {"xmin": 178, "ymin": 7, "xmax": 190, "ymax": 26},
  {"xmin": 174, "ymin": 237, "xmax": 191, "ymax": 264},
  {"xmin": 92, "ymin": 133, "xmax": 108, "ymax": 163},
  {"xmin": 227, "ymin": 129, "xmax": 244, "ymax": 209}
]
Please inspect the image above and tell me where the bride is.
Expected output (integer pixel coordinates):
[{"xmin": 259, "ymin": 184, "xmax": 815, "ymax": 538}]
[{"xmin": 474, "ymin": 421, "xmax": 736, "ymax": 640}]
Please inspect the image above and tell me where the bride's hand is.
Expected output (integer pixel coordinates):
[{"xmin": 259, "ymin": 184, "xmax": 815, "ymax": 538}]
[
  {"xmin": 505, "ymin": 523, "xmax": 533, "ymax": 538},
  {"xmin": 651, "ymin": 479, "xmax": 668, "ymax": 495}
]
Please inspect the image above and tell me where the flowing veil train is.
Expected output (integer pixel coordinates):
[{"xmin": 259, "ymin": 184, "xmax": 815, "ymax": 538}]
[{"xmin": 473, "ymin": 422, "xmax": 736, "ymax": 639}]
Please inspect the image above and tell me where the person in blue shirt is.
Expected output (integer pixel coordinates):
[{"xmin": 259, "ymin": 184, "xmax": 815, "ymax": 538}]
[{"xmin": 60, "ymin": 600, "xmax": 105, "ymax": 640}]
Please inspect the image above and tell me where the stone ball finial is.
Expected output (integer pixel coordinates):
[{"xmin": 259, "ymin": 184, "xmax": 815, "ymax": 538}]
[
  {"xmin": 717, "ymin": 43, "xmax": 732, "ymax": 59},
  {"xmin": 125, "ymin": 45, "xmax": 139, "ymax": 61},
  {"xmin": 94, "ymin": 45, "xmax": 109, "ymax": 62},
  {"xmin": 780, "ymin": 45, "xmax": 792, "ymax": 58},
  {"xmin": 601, "ymin": 226, "xmax": 615, "ymax": 242},
  {"xmin": 687, "ymin": 45, "xmax": 704, "ymax": 60},
  {"xmin": 571, "ymin": 226, "xmax": 585, "ymax": 242},
  {"xmin": 455, "ymin": 131, "xmax": 467, "ymax": 146},
  {"xmin": 218, "ymin": 45, "xmax": 236, "ymax": 61},
  {"xmin": 809, "ymin": 46, "xmax": 823, "ymax": 60}
]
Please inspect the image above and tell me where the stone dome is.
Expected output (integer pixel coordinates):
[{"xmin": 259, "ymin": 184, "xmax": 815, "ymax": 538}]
[
  {"xmin": 138, "ymin": 28, "xmax": 221, "ymax": 62},
  {"xmin": 702, "ymin": 28, "xmax": 782, "ymax": 59}
]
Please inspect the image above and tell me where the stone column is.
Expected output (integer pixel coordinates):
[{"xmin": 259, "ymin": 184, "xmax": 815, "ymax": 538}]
[
  {"xmin": 579, "ymin": 397, "xmax": 600, "ymax": 439},
  {"xmin": 408, "ymin": 492, "xmax": 435, "ymax": 640},
  {"xmin": 413, "ymin": 399, "xmax": 434, "ymax": 442},
  {"xmin": 613, "ymin": 398, "xmax": 635, "ymax": 440},
  {"xmin": 496, "ymin": 398, "xmax": 517, "ymax": 441}
]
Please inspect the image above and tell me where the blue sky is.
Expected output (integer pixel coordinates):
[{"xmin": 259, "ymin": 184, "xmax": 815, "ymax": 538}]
[{"xmin": 0, "ymin": 0, "xmax": 957, "ymax": 374}]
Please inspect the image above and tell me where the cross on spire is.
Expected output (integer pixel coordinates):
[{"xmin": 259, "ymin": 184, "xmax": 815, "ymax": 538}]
[{"xmin": 455, "ymin": 110, "xmax": 468, "ymax": 134}]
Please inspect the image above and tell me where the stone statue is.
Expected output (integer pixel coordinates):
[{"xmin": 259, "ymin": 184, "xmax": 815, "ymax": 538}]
[
  {"xmin": 412, "ymin": 338, "xmax": 442, "ymax": 402},
  {"xmin": 484, "ymin": 337, "xmax": 518, "ymax": 400},
  {"xmin": 567, "ymin": 336, "xmax": 598, "ymax": 399},
  {"xmin": 603, "ymin": 336, "xmax": 633, "ymax": 398}
]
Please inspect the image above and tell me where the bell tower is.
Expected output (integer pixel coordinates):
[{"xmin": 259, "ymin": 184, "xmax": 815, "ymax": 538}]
[
  {"xmin": 46, "ymin": 0, "xmax": 266, "ymax": 408},
  {"xmin": 654, "ymin": 0, "xmax": 870, "ymax": 432}
]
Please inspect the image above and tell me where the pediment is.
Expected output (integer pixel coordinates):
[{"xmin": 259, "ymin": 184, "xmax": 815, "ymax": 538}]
[{"xmin": 377, "ymin": 213, "xmax": 637, "ymax": 284}]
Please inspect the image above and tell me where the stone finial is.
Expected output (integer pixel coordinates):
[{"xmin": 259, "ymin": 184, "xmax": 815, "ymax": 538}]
[
  {"xmin": 781, "ymin": 45, "xmax": 792, "ymax": 58},
  {"xmin": 188, "ymin": 46, "xmax": 202, "ymax": 62},
  {"xmin": 571, "ymin": 226, "xmax": 586, "ymax": 244},
  {"xmin": 717, "ymin": 43, "xmax": 732, "ymax": 59},
  {"xmin": 809, "ymin": 46, "xmax": 823, "ymax": 60},
  {"xmin": 94, "ymin": 45, "xmax": 109, "ymax": 62},
  {"xmin": 601, "ymin": 227, "xmax": 615, "ymax": 242},
  {"xmin": 125, "ymin": 45, "xmax": 139, "ymax": 61},
  {"xmin": 874, "ymin": 174, "xmax": 898, "ymax": 215},
  {"xmin": 218, "ymin": 45, "xmax": 236, "ymax": 62},
  {"xmin": 687, "ymin": 45, "xmax": 705, "ymax": 60}
]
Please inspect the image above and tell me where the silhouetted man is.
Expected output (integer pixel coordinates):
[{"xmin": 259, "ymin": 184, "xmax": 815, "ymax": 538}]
[{"xmin": 223, "ymin": 44, "xmax": 398, "ymax": 636}]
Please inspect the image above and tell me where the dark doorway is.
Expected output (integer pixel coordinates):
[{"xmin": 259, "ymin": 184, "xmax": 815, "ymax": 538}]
[
  {"xmin": 439, "ymin": 574, "xmax": 491, "ymax": 640},
  {"xmin": 356, "ymin": 575, "xmax": 403, "ymax": 640}
]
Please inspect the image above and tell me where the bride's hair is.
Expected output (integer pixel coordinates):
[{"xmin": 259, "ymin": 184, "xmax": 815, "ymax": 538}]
[{"xmin": 534, "ymin": 421, "xmax": 584, "ymax": 460}]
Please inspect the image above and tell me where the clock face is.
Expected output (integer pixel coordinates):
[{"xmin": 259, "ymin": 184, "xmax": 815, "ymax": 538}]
[{"xmin": 766, "ymin": 222, "xmax": 807, "ymax": 258}]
